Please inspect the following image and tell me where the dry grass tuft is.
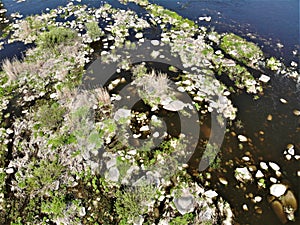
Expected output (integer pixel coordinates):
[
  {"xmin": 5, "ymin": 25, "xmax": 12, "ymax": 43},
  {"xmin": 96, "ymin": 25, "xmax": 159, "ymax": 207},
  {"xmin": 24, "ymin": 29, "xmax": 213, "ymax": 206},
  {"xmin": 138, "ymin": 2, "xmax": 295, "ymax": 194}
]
[
  {"xmin": 1, "ymin": 57, "xmax": 23, "ymax": 81},
  {"xmin": 93, "ymin": 87, "xmax": 111, "ymax": 105}
]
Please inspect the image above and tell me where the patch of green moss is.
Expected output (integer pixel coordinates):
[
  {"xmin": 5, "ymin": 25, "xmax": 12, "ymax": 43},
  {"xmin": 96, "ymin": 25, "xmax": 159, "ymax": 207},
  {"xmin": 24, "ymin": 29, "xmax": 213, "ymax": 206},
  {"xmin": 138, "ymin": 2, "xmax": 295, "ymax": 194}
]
[{"xmin": 220, "ymin": 33, "xmax": 263, "ymax": 66}]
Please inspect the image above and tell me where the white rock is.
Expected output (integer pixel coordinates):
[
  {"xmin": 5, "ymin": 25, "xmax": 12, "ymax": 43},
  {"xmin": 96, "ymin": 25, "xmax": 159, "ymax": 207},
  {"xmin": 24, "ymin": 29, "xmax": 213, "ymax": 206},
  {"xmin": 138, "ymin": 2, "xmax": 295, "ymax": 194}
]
[
  {"xmin": 235, "ymin": 167, "xmax": 252, "ymax": 183},
  {"xmin": 135, "ymin": 32, "xmax": 143, "ymax": 39},
  {"xmin": 268, "ymin": 162, "xmax": 280, "ymax": 171},
  {"xmin": 150, "ymin": 40, "xmax": 160, "ymax": 46},
  {"xmin": 270, "ymin": 177, "xmax": 277, "ymax": 183},
  {"xmin": 254, "ymin": 196, "xmax": 262, "ymax": 203},
  {"xmin": 153, "ymin": 132, "xmax": 159, "ymax": 138},
  {"xmin": 163, "ymin": 100, "xmax": 186, "ymax": 111},
  {"xmin": 280, "ymin": 98, "xmax": 287, "ymax": 104},
  {"xmin": 237, "ymin": 135, "xmax": 248, "ymax": 142},
  {"xmin": 106, "ymin": 157, "xmax": 117, "ymax": 169},
  {"xmin": 174, "ymin": 194, "xmax": 195, "ymax": 215},
  {"xmin": 114, "ymin": 108, "xmax": 131, "ymax": 121},
  {"xmin": 255, "ymin": 170, "xmax": 264, "ymax": 178},
  {"xmin": 106, "ymin": 167, "xmax": 119, "ymax": 182},
  {"xmin": 133, "ymin": 134, "xmax": 141, "ymax": 138},
  {"xmin": 293, "ymin": 109, "xmax": 300, "ymax": 116},
  {"xmin": 260, "ymin": 162, "xmax": 268, "ymax": 170},
  {"xmin": 291, "ymin": 61, "xmax": 297, "ymax": 67},
  {"xmin": 79, "ymin": 207, "xmax": 86, "ymax": 217},
  {"xmin": 140, "ymin": 125, "xmax": 150, "ymax": 131},
  {"xmin": 242, "ymin": 204, "xmax": 248, "ymax": 211},
  {"xmin": 127, "ymin": 150, "xmax": 137, "ymax": 155},
  {"xmin": 242, "ymin": 156, "xmax": 250, "ymax": 161},
  {"xmin": 50, "ymin": 93, "xmax": 58, "ymax": 99},
  {"xmin": 219, "ymin": 177, "xmax": 228, "ymax": 185},
  {"xmin": 5, "ymin": 168, "xmax": 14, "ymax": 174},
  {"xmin": 270, "ymin": 184, "xmax": 287, "ymax": 197},
  {"xmin": 177, "ymin": 86, "xmax": 185, "ymax": 92},
  {"xmin": 287, "ymin": 147, "xmax": 295, "ymax": 155},
  {"xmin": 204, "ymin": 190, "xmax": 218, "ymax": 198},
  {"xmin": 285, "ymin": 154, "xmax": 292, "ymax": 160},
  {"xmin": 259, "ymin": 74, "xmax": 270, "ymax": 83},
  {"xmin": 150, "ymin": 50, "xmax": 160, "ymax": 58}
]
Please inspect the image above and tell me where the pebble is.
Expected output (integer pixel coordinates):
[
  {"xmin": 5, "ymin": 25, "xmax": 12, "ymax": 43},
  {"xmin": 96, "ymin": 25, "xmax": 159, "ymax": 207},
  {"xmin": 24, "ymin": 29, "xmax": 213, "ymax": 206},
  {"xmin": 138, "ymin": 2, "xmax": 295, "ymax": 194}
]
[
  {"xmin": 268, "ymin": 162, "xmax": 280, "ymax": 171},
  {"xmin": 254, "ymin": 196, "xmax": 262, "ymax": 203},
  {"xmin": 279, "ymin": 98, "xmax": 288, "ymax": 104},
  {"xmin": 150, "ymin": 40, "xmax": 160, "ymax": 46},
  {"xmin": 237, "ymin": 135, "xmax": 248, "ymax": 142},
  {"xmin": 260, "ymin": 162, "xmax": 268, "ymax": 170},
  {"xmin": 255, "ymin": 170, "xmax": 264, "ymax": 178},
  {"xmin": 79, "ymin": 207, "xmax": 86, "ymax": 217},
  {"xmin": 127, "ymin": 150, "xmax": 137, "ymax": 155},
  {"xmin": 267, "ymin": 114, "xmax": 273, "ymax": 121},
  {"xmin": 135, "ymin": 32, "xmax": 143, "ymax": 39},
  {"xmin": 291, "ymin": 61, "xmax": 297, "ymax": 67},
  {"xmin": 242, "ymin": 204, "xmax": 248, "ymax": 211},
  {"xmin": 270, "ymin": 177, "xmax": 277, "ymax": 183},
  {"xmin": 204, "ymin": 190, "xmax": 218, "ymax": 198},
  {"xmin": 287, "ymin": 147, "xmax": 295, "ymax": 155},
  {"xmin": 218, "ymin": 177, "xmax": 228, "ymax": 185},
  {"xmin": 5, "ymin": 168, "xmax": 14, "ymax": 174},
  {"xmin": 285, "ymin": 155, "xmax": 292, "ymax": 160},
  {"xmin": 242, "ymin": 156, "xmax": 250, "ymax": 161},
  {"xmin": 259, "ymin": 74, "xmax": 270, "ymax": 83},
  {"xmin": 153, "ymin": 132, "xmax": 159, "ymax": 138},
  {"xmin": 293, "ymin": 109, "xmax": 300, "ymax": 116}
]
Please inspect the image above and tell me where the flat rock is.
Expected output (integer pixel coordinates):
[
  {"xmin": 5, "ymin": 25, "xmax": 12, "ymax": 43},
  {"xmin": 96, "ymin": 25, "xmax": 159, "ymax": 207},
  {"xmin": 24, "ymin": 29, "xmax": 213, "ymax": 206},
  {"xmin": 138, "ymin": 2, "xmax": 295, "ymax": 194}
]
[
  {"xmin": 270, "ymin": 184, "xmax": 287, "ymax": 197},
  {"xmin": 259, "ymin": 74, "xmax": 270, "ymax": 83},
  {"xmin": 163, "ymin": 100, "xmax": 186, "ymax": 111}
]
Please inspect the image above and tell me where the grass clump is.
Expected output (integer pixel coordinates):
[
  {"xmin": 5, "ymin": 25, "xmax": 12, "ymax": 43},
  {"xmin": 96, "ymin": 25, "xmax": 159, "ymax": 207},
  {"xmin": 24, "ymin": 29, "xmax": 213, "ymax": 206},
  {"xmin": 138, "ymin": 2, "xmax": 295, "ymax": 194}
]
[
  {"xmin": 85, "ymin": 21, "xmax": 103, "ymax": 40},
  {"xmin": 34, "ymin": 102, "xmax": 66, "ymax": 131},
  {"xmin": 115, "ymin": 184, "xmax": 157, "ymax": 223},
  {"xmin": 36, "ymin": 27, "xmax": 77, "ymax": 49}
]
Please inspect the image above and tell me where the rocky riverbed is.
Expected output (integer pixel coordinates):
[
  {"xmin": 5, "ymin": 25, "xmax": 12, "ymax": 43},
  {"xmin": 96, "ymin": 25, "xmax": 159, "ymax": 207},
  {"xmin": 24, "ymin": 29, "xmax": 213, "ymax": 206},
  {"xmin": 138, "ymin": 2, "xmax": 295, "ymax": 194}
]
[{"xmin": 0, "ymin": 0, "xmax": 299, "ymax": 224}]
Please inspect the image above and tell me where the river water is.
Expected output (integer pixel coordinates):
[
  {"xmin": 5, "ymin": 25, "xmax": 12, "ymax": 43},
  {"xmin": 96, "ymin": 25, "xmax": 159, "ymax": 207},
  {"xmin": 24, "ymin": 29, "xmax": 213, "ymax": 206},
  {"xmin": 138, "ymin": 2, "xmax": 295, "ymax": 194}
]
[{"xmin": 0, "ymin": 0, "xmax": 299, "ymax": 224}]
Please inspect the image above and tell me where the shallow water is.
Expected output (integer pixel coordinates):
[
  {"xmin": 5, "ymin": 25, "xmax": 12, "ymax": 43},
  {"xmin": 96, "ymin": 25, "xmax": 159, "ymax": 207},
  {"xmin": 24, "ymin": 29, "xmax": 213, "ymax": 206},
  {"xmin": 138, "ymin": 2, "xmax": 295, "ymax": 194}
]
[{"xmin": 0, "ymin": 0, "xmax": 299, "ymax": 224}]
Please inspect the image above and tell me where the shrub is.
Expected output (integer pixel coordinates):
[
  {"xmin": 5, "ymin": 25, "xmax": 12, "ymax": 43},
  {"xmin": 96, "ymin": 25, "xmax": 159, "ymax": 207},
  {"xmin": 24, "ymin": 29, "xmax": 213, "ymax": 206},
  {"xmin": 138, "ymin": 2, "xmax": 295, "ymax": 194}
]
[
  {"xmin": 115, "ymin": 184, "xmax": 157, "ymax": 223},
  {"xmin": 34, "ymin": 102, "xmax": 66, "ymax": 131},
  {"xmin": 85, "ymin": 22, "xmax": 103, "ymax": 40},
  {"xmin": 36, "ymin": 27, "xmax": 77, "ymax": 49}
]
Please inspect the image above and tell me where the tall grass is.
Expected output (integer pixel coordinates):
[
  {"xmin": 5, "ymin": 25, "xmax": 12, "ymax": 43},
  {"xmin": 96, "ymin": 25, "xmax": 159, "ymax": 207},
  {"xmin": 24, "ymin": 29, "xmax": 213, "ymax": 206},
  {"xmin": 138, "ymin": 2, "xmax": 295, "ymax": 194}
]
[{"xmin": 1, "ymin": 58, "xmax": 23, "ymax": 81}]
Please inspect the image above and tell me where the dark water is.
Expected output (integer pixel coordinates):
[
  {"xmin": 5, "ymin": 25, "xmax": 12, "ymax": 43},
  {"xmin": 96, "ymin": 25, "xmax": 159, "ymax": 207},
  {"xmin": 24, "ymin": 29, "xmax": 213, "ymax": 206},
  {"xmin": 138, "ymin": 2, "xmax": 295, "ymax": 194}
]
[{"xmin": 0, "ymin": 0, "xmax": 299, "ymax": 224}]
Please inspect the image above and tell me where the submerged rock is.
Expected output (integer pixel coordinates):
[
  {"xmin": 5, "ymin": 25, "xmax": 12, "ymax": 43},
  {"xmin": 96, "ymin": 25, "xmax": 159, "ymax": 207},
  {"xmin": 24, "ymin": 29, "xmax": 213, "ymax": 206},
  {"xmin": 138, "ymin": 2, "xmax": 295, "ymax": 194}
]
[{"xmin": 173, "ymin": 189, "xmax": 195, "ymax": 215}]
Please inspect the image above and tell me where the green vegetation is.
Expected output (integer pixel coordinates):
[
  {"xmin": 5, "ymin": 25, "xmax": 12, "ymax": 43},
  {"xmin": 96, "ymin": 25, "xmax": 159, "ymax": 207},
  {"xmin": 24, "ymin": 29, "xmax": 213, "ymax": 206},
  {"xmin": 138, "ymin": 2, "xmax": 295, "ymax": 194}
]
[
  {"xmin": 36, "ymin": 27, "xmax": 77, "ymax": 49},
  {"xmin": 85, "ymin": 22, "xmax": 103, "ymax": 40},
  {"xmin": 115, "ymin": 184, "xmax": 157, "ymax": 222},
  {"xmin": 220, "ymin": 33, "xmax": 263, "ymax": 66},
  {"xmin": 34, "ymin": 102, "xmax": 66, "ymax": 131},
  {"xmin": 0, "ymin": 0, "xmax": 296, "ymax": 224},
  {"xmin": 169, "ymin": 213, "xmax": 195, "ymax": 225}
]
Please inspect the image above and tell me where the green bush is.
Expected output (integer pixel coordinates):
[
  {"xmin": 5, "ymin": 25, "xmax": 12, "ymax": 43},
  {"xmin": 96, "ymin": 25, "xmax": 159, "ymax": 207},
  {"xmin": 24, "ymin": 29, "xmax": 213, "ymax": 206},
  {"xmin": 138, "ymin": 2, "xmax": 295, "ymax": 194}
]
[
  {"xmin": 115, "ymin": 184, "xmax": 157, "ymax": 223},
  {"xmin": 85, "ymin": 22, "xmax": 103, "ymax": 40},
  {"xmin": 34, "ymin": 102, "xmax": 66, "ymax": 131},
  {"xmin": 37, "ymin": 27, "xmax": 76, "ymax": 49}
]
